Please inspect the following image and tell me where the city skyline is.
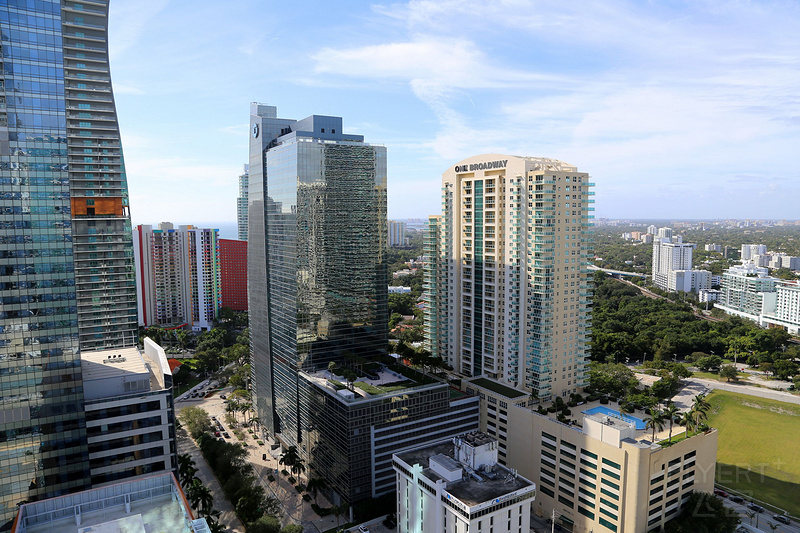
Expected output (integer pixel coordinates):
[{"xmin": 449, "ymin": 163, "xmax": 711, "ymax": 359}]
[{"xmin": 110, "ymin": 0, "xmax": 800, "ymax": 226}]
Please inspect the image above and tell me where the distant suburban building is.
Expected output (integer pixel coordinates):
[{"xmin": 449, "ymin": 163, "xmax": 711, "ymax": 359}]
[
  {"xmin": 762, "ymin": 281, "xmax": 800, "ymax": 335},
  {"xmin": 715, "ymin": 264, "xmax": 777, "ymax": 322},
  {"xmin": 388, "ymin": 286, "xmax": 412, "ymax": 294},
  {"xmin": 740, "ymin": 244, "xmax": 767, "ymax": 261},
  {"xmin": 465, "ymin": 379, "xmax": 718, "ymax": 533},
  {"xmin": 220, "ymin": 239, "xmax": 248, "ymax": 311},
  {"xmin": 768, "ymin": 254, "xmax": 800, "ymax": 270},
  {"xmin": 133, "ymin": 223, "xmax": 221, "ymax": 331},
  {"xmin": 393, "ymin": 432, "xmax": 536, "ymax": 533},
  {"xmin": 651, "ymin": 229, "xmax": 709, "ymax": 293},
  {"xmin": 81, "ymin": 339, "xmax": 178, "ymax": 485},
  {"xmin": 389, "ymin": 220, "xmax": 407, "ymax": 246},
  {"xmin": 647, "ymin": 224, "xmax": 658, "ymax": 235},
  {"xmin": 237, "ymin": 164, "xmax": 249, "ymax": 241},
  {"xmin": 704, "ymin": 244, "xmax": 722, "ymax": 252},
  {"xmin": 640, "ymin": 234, "xmax": 654, "ymax": 244},
  {"xmin": 698, "ymin": 289, "xmax": 721, "ymax": 303}
]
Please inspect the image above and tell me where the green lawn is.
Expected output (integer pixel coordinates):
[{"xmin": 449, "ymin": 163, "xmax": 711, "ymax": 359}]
[
  {"xmin": 706, "ymin": 390, "xmax": 800, "ymax": 515},
  {"xmin": 692, "ymin": 370, "xmax": 748, "ymax": 382}
]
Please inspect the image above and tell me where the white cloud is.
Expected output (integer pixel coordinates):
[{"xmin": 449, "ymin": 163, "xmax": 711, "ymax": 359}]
[{"xmin": 108, "ymin": 0, "xmax": 171, "ymax": 59}]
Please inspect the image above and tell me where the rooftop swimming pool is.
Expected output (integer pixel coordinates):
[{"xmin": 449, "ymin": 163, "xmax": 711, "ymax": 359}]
[{"xmin": 583, "ymin": 405, "xmax": 646, "ymax": 430}]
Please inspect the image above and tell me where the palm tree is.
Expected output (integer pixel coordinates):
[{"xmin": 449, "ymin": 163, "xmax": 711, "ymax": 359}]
[
  {"xmin": 745, "ymin": 510, "xmax": 756, "ymax": 525},
  {"xmin": 279, "ymin": 445, "xmax": 300, "ymax": 474},
  {"xmin": 766, "ymin": 522, "xmax": 779, "ymax": 532},
  {"xmin": 187, "ymin": 478, "xmax": 214, "ymax": 516},
  {"xmin": 178, "ymin": 453, "xmax": 198, "ymax": 489},
  {"xmin": 332, "ymin": 502, "xmax": 349, "ymax": 528},
  {"xmin": 291, "ymin": 457, "xmax": 306, "ymax": 480},
  {"xmin": 680, "ymin": 411, "xmax": 695, "ymax": 436},
  {"xmin": 645, "ymin": 408, "xmax": 666, "ymax": 441},
  {"xmin": 328, "ymin": 361, "xmax": 337, "ymax": 379},
  {"xmin": 663, "ymin": 402, "xmax": 680, "ymax": 443},
  {"xmin": 306, "ymin": 477, "xmax": 328, "ymax": 504}
]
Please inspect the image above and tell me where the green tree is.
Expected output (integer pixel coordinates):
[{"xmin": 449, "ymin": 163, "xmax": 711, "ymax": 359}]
[
  {"xmin": 279, "ymin": 446, "xmax": 300, "ymax": 473},
  {"xmin": 332, "ymin": 503, "xmax": 350, "ymax": 529},
  {"xmin": 235, "ymin": 485, "xmax": 267, "ymax": 524},
  {"xmin": 697, "ymin": 355, "xmax": 723, "ymax": 372},
  {"xmin": 719, "ymin": 365, "xmax": 739, "ymax": 382},
  {"xmin": 663, "ymin": 491, "xmax": 739, "ymax": 533},
  {"xmin": 246, "ymin": 515, "xmax": 281, "ymax": 533},
  {"xmin": 280, "ymin": 526, "xmax": 304, "ymax": 533},
  {"xmin": 179, "ymin": 406, "xmax": 214, "ymax": 439}
]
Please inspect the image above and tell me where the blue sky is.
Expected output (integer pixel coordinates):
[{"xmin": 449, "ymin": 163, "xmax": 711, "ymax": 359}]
[{"xmin": 110, "ymin": 0, "xmax": 800, "ymax": 232}]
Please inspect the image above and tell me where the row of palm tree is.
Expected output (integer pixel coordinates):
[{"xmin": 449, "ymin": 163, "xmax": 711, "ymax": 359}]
[
  {"xmin": 177, "ymin": 453, "xmax": 225, "ymax": 533},
  {"xmin": 644, "ymin": 394, "xmax": 711, "ymax": 442},
  {"xmin": 279, "ymin": 445, "xmax": 306, "ymax": 478}
]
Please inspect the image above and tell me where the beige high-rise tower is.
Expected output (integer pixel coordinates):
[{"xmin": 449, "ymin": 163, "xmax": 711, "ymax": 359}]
[{"xmin": 424, "ymin": 154, "xmax": 594, "ymax": 401}]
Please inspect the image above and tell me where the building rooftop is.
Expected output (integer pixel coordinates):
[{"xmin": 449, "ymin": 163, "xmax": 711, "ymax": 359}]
[
  {"xmin": 396, "ymin": 437, "xmax": 535, "ymax": 508},
  {"xmin": 468, "ymin": 378, "xmax": 528, "ymax": 399},
  {"xmin": 81, "ymin": 347, "xmax": 148, "ymax": 380},
  {"xmin": 13, "ymin": 474, "xmax": 205, "ymax": 533},
  {"xmin": 304, "ymin": 363, "xmax": 442, "ymax": 402}
]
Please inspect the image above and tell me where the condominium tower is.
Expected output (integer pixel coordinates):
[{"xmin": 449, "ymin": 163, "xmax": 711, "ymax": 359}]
[
  {"xmin": 0, "ymin": 0, "xmax": 139, "ymax": 524},
  {"xmin": 425, "ymin": 154, "xmax": 595, "ymax": 401},
  {"xmin": 237, "ymin": 164, "xmax": 249, "ymax": 241},
  {"xmin": 133, "ymin": 223, "xmax": 221, "ymax": 331}
]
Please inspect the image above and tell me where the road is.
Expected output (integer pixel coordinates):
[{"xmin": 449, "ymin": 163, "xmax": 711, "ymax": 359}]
[
  {"xmin": 689, "ymin": 377, "xmax": 800, "ymax": 405},
  {"xmin": 720, "ymin": 494, "xmax": 798, "ymax": 533}
]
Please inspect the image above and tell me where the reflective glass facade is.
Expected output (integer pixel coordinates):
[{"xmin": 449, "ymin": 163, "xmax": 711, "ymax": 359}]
[
  {"xmin": 248, "ymin": 106, "xmax": 387, "ymax": 448},
  {"xmin": 0, "ymin": 0, "xmax": 135, "ymax": 525}
]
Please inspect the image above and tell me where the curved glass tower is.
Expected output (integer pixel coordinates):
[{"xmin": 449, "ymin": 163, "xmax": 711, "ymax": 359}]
[{"xmin": 0, "ymin": 0, "xmax": 137, "ymax": 525}]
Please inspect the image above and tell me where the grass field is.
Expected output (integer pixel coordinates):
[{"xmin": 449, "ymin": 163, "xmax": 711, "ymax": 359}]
[{"xmin": 706, "ymin": 390, "xmax": 800, "ymax": 515}]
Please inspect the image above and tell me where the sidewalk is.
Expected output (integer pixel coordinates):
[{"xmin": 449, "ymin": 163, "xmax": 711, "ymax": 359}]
[
  {"xmin": 177, "ymin": 428, "xmax": 245, "ymax": 533},
  {"xmin": 193, "ymin": 395, "xmax": 341, "ymax": 532}
]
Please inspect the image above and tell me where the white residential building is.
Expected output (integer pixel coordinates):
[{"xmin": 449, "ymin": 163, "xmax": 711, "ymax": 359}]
[
  {"xmin": 669, "ymin": 269, "xmax": 711, "ymax": 293},
  {"xmin": 715, "ymin": 264, "xmax": 777, "ymax": 323},
  {"xmin": 699, "ymin": 289, "xmax": 721, "ymax": 303},
  {"xmin": 393, "ymin": 432, "xmax": 536, "ymax": 533},
  {"xmin": 704, "ymin": 244, "xmax": 722, "ymax": 253},
  {"xmin": 237, "ymin": 164, "xmax": 249, "ymax": 241},
  {"xmin": 762, "ymin": 281, "xmax": 800, "ymax": 335},
  {"xmin": 647, "ymin": 224, "xmax": 658, "ymax": 235},
  {"xmin": 741, "ymin": 244, "xmax": 767, "ymax": 261}
]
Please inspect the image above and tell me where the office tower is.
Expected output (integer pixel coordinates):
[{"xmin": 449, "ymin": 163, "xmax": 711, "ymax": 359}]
[
  {"xmin": 249, "ymin": 104, "xmax": 479, "ymax": 504},
  {"xmin": 388, "ymin": 219, "xmax": 406, "ymax": 247},
  {"xmin": 425, "ymin": 154, "xmax": 594, "ymax": 401},
  {"xmin": 133, "ymin": 223, "xmax": 221, "ymax": 331},
  {"xmin": 219, "ymin": 238, "xmax": 247, "ymax": 311},
  {"xmin": 237, "ymin": 164, "xmax": 249, "ymax": 241},
  {"xmin": 0, "ymin": 0, "xmax": 139, "ymax": 523}
]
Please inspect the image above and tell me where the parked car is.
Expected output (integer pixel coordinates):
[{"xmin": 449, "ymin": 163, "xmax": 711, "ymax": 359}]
[
  {"xmin": 214, "ymin": 431, "xmax": 220, "ymax": 437},
  {"xmin": 220, "ymin": 394, "xmax": 227, "ymax": 400},
  {"xmin": 714, "ymin": 489, "xmax": 728, "ymax": 498},
  {"xmin": 729, "ymin": 495, "xmax": 744, "ymax": 503},
  {"xmin": 773, "ymin": 515, "xmax": 791, "ymax": 524},
  {"xmin": 223, "ymin": 432, "xmax": 230, "ymax": 439},
  {"xmin": 747, "ymin": 503, "xmax": 764, "ymax": 513},
  {"xmin": 358, "ymin": 526, "xmax": 370, "ymax": 533}
]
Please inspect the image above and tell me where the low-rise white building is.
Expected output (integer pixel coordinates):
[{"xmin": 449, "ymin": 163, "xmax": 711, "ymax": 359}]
[
  {"xmin": 698, "ymin": 289, "xmax": 721, "ymax": 303},
  {"xmin": 762, "ymin": 281, "xmax": 800, "ymax": 335},
  {"xmin": 668, "ymin": 269, "xmax": 711, "ymax": 293},
  {"xmin": 393, "ymin": 432, "xmax": 536, "ymax": 533},
  {"xmin": 81, "ymin": 338, "xmax": 177, "ymax": 486}
]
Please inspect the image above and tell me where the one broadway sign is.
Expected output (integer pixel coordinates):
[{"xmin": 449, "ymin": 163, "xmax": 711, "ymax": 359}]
[{"xmin": 455, "ymin": 160, "xmax": 508, "ymax": 173}]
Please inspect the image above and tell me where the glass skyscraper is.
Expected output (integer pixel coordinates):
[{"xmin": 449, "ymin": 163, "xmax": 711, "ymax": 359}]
[
  {"xmin": 248, "ymin": 103, "xmax": 387, "ymax": 447},
  {"xmin": 0, "ymin": 0, "xmax": 137, "ymax": 525}
]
